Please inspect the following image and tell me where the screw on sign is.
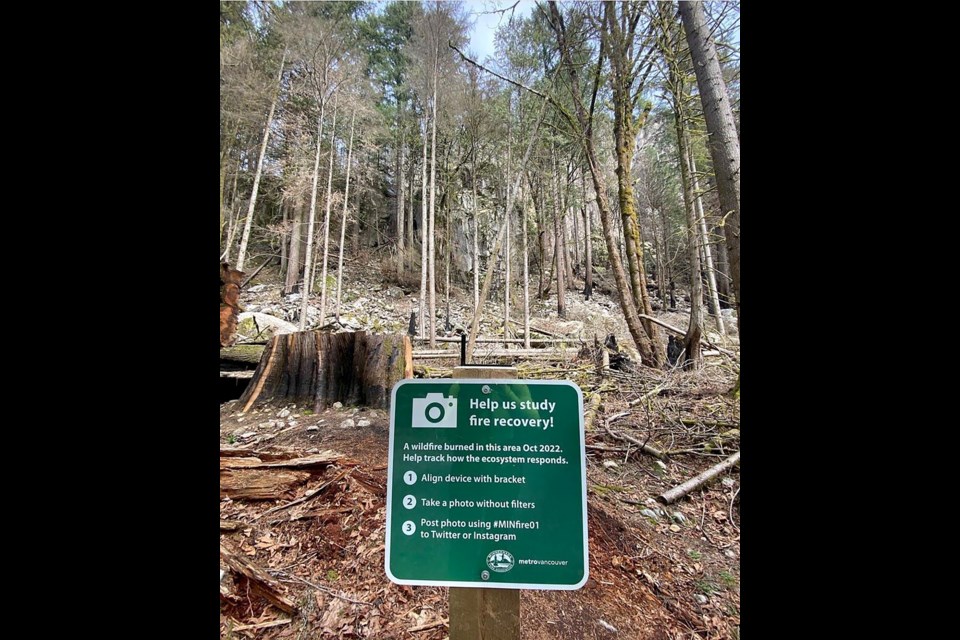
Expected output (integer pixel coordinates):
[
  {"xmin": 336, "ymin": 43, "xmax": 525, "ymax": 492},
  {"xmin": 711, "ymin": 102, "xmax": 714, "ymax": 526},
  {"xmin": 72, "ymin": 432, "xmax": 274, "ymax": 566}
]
[{"xmin": 385, "ymin": 379, "xmax": 588, "ymax": 590}]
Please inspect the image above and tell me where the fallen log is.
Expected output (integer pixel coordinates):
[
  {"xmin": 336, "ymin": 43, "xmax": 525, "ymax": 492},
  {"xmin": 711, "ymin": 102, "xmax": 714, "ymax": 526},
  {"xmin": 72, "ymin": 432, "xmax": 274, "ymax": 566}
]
[
  {"xmin": 239, "ymin": 331, "xmax": 412, "ymax": 412},
  {"xmin": 219, "ymin": 451, "xmax": 344, "ymax": 471},
  {"xmin": 220, "ymin": 543, "xmax": 298, "ymax": 614},
  {"xmin": 657, "ymin": 450, "xmax": 740, "ymax": 504},
  {"xmin": 636, "ymin": 313, "xmax": 737, "ymax": 357},
  {"xmin": 219, "ymin": 520, "xmax": 245, "ymax": 531},
  {"xmin": 219, "ymin": 469, "xmax": 311, "ymax": 500},
  {"xmin": 220, "ymin": 345, "xmax": 266, "ymax": 365}
]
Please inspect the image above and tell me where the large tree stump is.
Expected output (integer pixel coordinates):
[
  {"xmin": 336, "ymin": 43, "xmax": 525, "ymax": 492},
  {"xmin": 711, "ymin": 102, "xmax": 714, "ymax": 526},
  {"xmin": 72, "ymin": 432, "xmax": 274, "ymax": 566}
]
[{"xmin": 238, "ymin": 331, "xmax": 412, "ymax": 412}]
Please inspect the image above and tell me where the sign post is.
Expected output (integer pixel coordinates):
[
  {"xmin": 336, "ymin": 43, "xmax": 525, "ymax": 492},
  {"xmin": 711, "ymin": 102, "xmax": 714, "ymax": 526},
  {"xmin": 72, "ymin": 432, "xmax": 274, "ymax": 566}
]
[{"xmin": 386, "ymin": 366, "xmax": 589, "ymax": 639}]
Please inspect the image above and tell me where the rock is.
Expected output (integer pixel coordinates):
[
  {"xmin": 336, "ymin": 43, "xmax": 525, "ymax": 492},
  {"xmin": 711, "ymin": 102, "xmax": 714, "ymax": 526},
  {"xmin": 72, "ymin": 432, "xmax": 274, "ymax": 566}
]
[
  {"xmin": 721, "ymin": 477, "xmax": 735, "ymax": 488},
  {"xmin": 357, "ymin": 419, "xmax": 372, "ymax": 427},
  {"xmin": 306, "ymin": 426, "xmax": 320, "ymax": 432},
  {"xmin": 247, "ymin": 284, "xmax": 269, "ymax": 293},
  {"xmin": 669, "ymin": 524, "xmax": 681, "ymax": 532},
  {"xmin": 238, "ymin": 431, "xmax": 256, "ymax": 440},
  {"xmin": 654, "ymin": 460, "xmax": 667, "ymax": 471},
  {"xmin": 640, "ymin": 509, "xmax": 659, "ymax": 521},
  {"xmin": 671, "ymin": 512, "xmax": 687, "ymax": 524},
  {"xmin": 333, "ymin": 402, "xmax": 343, "ymax": 409},
  {"xmin": 386, "ymin": 286, "xmax": 404, "ymax": 298},
  {"xmin": 278, "ymin": 409, "xmax": 291, "ymax": 418},
  {"xmin": 721, "ymin": 308, "xmax": 735, "ymax": 318},
  {"xmin": 340, "ymin": 419, "xmax": 355, "ymax": 428},
  {"xmin": 724, "ymin": 549, "xmax": 737, "ymax": 559},
  {"xmin": 694, "ymin": 594, "xmax": 708, "ymax": 604},
  {"xmin": 603, "ymin": 460, "xmax": 619, "ymax": 470},
  {"xmin": 237, "ymin": 312, "xmax": 299, "ymax": 342}
]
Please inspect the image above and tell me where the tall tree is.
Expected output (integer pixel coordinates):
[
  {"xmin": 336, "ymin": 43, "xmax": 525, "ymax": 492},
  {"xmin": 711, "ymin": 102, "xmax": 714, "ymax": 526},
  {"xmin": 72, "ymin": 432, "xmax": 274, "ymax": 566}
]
[
  {"xmin": 237, "ymin": 51, "xmax": 287, "ymax": 271},
  {"xmin": 679, "ymin": 0, "xmax": 740, "ymax": 334}
]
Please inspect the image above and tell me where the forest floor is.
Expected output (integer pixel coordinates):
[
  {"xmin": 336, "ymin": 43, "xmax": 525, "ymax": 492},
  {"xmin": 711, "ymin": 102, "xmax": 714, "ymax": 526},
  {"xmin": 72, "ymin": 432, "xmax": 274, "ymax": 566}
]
[{"xmin": 220, "ymin": 254, "xmax": 740, "ymax": 639}]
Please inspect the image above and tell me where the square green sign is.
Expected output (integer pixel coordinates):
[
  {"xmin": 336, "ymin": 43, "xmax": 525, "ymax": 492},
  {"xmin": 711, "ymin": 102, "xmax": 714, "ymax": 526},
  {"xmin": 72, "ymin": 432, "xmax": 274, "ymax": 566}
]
[{"xmin": 385, "ymin": 379, "xmax": 589, "ymax": 590}]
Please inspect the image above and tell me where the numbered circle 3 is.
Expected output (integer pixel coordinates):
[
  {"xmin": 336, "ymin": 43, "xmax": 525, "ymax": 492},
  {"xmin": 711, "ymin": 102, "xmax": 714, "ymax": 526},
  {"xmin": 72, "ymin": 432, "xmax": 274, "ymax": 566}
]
[{"xmin": 402, "ymin": 520, "xmax": 417, "ymax": 536}]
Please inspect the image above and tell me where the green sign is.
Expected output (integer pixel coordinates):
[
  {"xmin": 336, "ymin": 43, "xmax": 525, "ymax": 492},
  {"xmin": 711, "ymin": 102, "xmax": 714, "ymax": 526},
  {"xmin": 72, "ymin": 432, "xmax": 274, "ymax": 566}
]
[{"xmin": 385, "ymin": 379, "xmax": 588, "ymax": 590}]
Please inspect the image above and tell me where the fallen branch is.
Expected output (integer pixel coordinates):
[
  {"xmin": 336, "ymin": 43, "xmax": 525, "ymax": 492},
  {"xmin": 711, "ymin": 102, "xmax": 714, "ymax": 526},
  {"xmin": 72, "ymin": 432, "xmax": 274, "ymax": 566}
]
[
  {"xmin": 584, "ymin": 393, "xmax": 603, "ymax": 431},
  {"xmin": 657, "ymin": 451, "xmax": 740, "ymax": 504},
  {"xmin": 628, "ymin": 383, "xmax": 668, "ymax": 407},
  {"xmin": 274, "ymin": 570, "xmax": 372, "ymax": 606},
  {"xmin": 603, "ymin": 423, "xmax": 667, "ymax": 461},
  {"xmin": 232, "ymin": 618, "xmax": 291, "ymax": 632},
  {"xmin": 636, "ymin": 313, "xmax": 737, "ymax": 357},
  {"xmin": 409, "ymin": 619, "xmax": 449, "ymax": 633},
  {"xmin": 240, "ymin": 259, "xmax": 271, "ymax": 289},
  {"xmin": 220, "ymin": 520, "xmax": 245, "ymax": 531},
  {"xmin": 220, "ymin": 544, "xmax": 298, "ymax": 614}
]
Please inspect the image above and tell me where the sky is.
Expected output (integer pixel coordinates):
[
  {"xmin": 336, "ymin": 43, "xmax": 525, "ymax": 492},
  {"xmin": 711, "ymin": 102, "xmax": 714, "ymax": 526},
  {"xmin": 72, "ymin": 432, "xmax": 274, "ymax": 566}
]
[{"xmin": 466, "ymin": 0, "xmax": 537, "ymax": 64}]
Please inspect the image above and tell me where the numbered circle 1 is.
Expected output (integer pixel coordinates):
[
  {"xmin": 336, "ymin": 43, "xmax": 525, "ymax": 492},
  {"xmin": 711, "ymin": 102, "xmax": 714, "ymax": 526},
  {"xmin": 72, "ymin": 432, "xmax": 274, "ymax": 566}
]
[
  {"xmin": 403, "ymin": 495, "xmax": 417, "ymax": 510},
  {"xmin": 403, "ymin": 471, "xmax": 417, "ymax": 485},
  {"xmin": 402, "ymin": 520, "xmax": 416, "ymax": 536}
]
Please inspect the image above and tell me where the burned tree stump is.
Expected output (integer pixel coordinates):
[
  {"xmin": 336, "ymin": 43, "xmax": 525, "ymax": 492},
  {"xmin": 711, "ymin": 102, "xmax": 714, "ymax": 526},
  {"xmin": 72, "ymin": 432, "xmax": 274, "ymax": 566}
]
[
  {"xmin": 238, "ymin": 331, "xmax": 412, "ymax": 412},
  {"xmin": 220, "ymin": 262, "xmax": 245, "ymax": 348}
]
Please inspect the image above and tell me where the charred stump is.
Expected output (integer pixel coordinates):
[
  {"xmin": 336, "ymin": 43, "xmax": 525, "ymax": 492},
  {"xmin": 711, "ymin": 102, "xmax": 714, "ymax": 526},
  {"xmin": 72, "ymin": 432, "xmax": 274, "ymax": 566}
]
[
  {"xmin": 220, "ymin": 262, "xmax": 246, "ymax": 348},
  {"xmin": 238, "ymin": 331, "xmax": 413, "ymax": 412}
]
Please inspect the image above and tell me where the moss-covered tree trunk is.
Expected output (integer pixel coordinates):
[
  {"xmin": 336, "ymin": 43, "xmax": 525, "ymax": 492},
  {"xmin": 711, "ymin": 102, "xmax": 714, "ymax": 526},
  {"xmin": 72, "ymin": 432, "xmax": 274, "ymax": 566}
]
[{"xmin": 238, "ymin": 331, "xmax": 412, "ymax": 412}]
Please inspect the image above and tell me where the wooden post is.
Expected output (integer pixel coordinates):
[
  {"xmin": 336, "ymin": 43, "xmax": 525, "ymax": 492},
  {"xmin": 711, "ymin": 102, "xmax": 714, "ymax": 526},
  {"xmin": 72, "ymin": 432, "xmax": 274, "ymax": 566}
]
[{"xmin": 449, "ymin": 365, "xmax": 519, "ymax": 640}]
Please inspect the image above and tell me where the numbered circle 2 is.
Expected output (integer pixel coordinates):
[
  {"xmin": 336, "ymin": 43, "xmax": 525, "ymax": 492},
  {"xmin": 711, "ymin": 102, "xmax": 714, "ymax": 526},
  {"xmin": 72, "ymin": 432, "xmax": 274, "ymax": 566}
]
[
  {"xmin": 402, "ymin": 520, "xmax": 416, "ymax": 536},
  {"xmin": 403, "ymin": 471, "xmax": 417, "ymax": 485},
  {"xmin": 403, "ymin": 495, "xmax": 417, "ymax": 510}
]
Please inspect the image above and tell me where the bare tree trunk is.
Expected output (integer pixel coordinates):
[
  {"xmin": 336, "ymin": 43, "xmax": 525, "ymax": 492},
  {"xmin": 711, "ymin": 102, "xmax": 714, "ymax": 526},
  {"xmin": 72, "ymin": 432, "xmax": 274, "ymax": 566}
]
[
  {"xmin": 407, "ymin": 141, "xmax": 416, "ymax": 263},
  {"xmin": 428, "ymin": 55, "xmax": 439, "ymax": 349},
  {"xmin": 504, "ymin": 202, "xmax": 511, "ymax": 344},
  {"xmin": 397, "ymin": 123, "xmax": 405, "ymax": 257},
  {"xmin": 223, "ymin": 151, "xmax": 243, "ymax": 262},
  {"xmin": 680, "ymin": 0, "xmax": 740, "ymax": 335},
  {"xmin": 335, "ymin": 110, "xmax": 356, "ymax": 322},
  {"xmin": 237, "ymin": 52, "xmax": 286, "ymax": 271},
  {"xmin": 279, "ymin": 204, "xmax": 288, "ymax": 278},
  {"xmin": 522, "ymin": 192, "xmax": 531, "ymax": 349},
  {"xmin": 466, "ymin": 95, "xmax": 549, "ymax": 361},
  {"xmin": 419, "ymin": 116, "xmax": 428, "ymax": 339},
  {"xmin": 317, "ymin": 95, "xmax": 340, "ymax": 329},
  {"xmin": 298, "ymin": 95, "xmax": 327, "ymax": 330},
  {"xmin": 581, "ymin": 171, "xmax": 593, "ymax": 299},
  {"xmin": 676, "ymin": 108, "xmax": 703, "ymax": 369},
  {"xmin": 551, "ymin": 147, "xmax": 566, "ymax": 318},
  {"xmin": 284, "ymin": 202, "xmax": 303, "ymax": 295},
  {"xmin": 473, "ymin": 146, "xmax": 480, "ymax": 314},
  {"xmin": 691, "ymin": 153, "xmax": 725, "ymax": 335}
]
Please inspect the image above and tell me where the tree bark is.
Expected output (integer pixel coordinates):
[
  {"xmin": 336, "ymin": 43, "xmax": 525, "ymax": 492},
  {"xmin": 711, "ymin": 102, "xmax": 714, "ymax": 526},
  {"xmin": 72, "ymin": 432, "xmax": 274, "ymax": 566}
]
[
  {"xmin": 680, "ymin": 0, "xmax": 740, "ymax": 335},
  {"xmin": 551, "ymin": 147, "xmax": 566, "ymax": 318},
  {"xmin": 284, "ymin": 202, "xmax": 303, "ymax": 295},
  {"xmin": 238, "ymin": 331, "xmax": 412, "ymax": 412},
  {"xmin": 237, "ymin": 52, "xmax": 286, "ymax": 271},
  {"xmin": 473, "ymin": 145, "xmax": 480, "ymax": 313},
  {"xmin": 522, "ymin": 194, "xmax": 531, "ymax": 349}
]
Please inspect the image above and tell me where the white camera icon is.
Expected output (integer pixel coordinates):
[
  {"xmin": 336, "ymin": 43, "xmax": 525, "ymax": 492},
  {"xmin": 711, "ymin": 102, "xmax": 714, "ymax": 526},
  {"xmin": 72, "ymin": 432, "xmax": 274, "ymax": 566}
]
[{"xmin": 412, "ymin": 393, "xmax": 458, "ymax": 428}]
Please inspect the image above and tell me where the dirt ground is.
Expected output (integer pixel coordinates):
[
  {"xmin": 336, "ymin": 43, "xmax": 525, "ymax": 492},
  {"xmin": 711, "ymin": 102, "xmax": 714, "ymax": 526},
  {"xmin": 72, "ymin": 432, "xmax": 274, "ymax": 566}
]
[{"xmin": 219, "ymin": 362, "xmax": 740, "ymax": 639}]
